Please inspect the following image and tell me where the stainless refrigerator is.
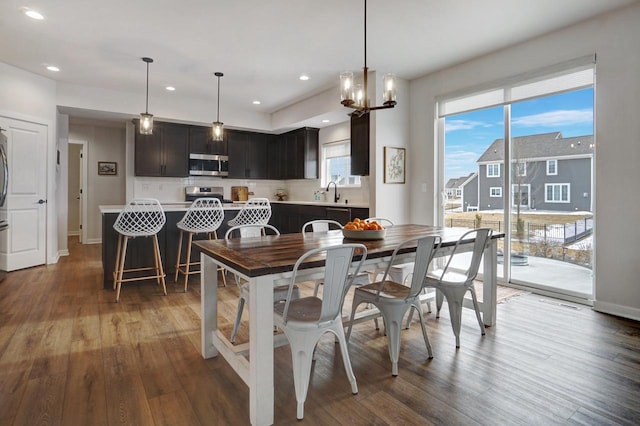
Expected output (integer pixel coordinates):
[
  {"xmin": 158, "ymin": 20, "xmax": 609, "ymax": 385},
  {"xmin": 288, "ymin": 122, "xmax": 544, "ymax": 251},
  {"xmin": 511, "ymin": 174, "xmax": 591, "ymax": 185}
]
[{"xmin": 0, "ymin": 129, "xmax": 8, "ymax": 281}]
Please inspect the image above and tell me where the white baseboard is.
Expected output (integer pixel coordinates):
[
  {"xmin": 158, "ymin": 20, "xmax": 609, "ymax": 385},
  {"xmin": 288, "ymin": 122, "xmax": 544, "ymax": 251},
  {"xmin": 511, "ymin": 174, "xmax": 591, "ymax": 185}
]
[
  {"xmin": 85, "ymin": 238, "xmax": 102, "ymax": 245},
  {"xmin": 593, "ymin": 300, "xmax": 640, "ymax": 322},
  {"xmin": 58, "ymin": 249, "xmax": 70, "ymax": 257},
  {"xmin": 68, "ymin": 231, "xmax": 80, "ymax": 236}
]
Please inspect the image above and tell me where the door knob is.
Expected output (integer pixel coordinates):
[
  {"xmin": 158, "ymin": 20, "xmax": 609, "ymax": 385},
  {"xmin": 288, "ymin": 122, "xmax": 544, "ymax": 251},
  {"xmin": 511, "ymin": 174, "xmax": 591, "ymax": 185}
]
[{"xmin": 37, "ymin": 199, "xmax": 47, "ymax": 204}]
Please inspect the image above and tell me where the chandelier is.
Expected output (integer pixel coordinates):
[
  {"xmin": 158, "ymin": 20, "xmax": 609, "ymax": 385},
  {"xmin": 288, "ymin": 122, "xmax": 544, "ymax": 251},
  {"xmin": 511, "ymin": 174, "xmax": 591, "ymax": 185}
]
[{"xmin": 340, "ymin": 0, "xmax": 396, "ymax": 116}]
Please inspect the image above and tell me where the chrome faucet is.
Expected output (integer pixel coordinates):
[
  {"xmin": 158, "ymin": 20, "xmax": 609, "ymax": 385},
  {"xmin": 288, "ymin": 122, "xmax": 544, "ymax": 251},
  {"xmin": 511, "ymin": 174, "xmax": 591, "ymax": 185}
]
[{"xmin": 326, "ymin": 181, "xmax": 340, "ymax": 203}]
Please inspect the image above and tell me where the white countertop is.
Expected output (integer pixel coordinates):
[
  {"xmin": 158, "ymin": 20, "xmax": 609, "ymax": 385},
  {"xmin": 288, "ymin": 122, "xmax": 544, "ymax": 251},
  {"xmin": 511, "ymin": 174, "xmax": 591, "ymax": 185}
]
[{"xmin": 100, "ymin": 200, "xmax": 368, "ymax": 214}]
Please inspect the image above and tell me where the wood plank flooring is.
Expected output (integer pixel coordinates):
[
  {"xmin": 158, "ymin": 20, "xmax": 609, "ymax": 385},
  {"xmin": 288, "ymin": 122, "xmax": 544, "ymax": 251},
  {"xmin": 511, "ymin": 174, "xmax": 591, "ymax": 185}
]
[{"xmin": 0, "ymin": 237, "xmax": 639, "ymax": 425}]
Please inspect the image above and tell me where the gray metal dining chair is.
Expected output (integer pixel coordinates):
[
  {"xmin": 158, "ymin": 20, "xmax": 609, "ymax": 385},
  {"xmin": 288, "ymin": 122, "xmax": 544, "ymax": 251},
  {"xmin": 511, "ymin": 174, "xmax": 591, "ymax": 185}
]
[
  {"xmin": 225, "ymin": 224, "xmax": 300, "ymax": 343},
  {"xmin": 274, "ymin": 243, "xmax": 367, "ymax": 420},
  {"xmin": 346, "ymin": 235, "xmax": 441, "ymax": 376},
  {"xmin": 423, "ymin": 228, "xmax": 492, "ymax": 348}
]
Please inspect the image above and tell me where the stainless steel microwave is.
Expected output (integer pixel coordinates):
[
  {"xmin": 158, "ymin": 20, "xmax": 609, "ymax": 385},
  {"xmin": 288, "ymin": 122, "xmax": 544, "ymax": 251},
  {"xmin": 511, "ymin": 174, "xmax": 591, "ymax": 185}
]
[{"xmin": 189, "ymin": 153, "xmax": 229, "ymax": 177}]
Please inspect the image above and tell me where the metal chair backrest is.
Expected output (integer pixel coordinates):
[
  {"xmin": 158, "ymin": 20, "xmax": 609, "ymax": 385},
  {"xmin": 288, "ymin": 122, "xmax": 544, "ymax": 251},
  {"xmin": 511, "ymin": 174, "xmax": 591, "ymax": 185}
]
[
  {"xmin": 301, "ymin": 219, "xmax": 343, "ymax": 233},
  {"xmin": 377, "ymin": 235, "xmax": 441, "ymax": 300},
  {"xmin": 279, "ymin": 243, "xmax": 367, "ymax": 325},
  {"xmin": 225, "ymin": 223, "xmax": 280, "ymax": 239},
  {"xmin": 177, "ymin": 198, "xmax": 224, "ymax": 233},
  {"xmin": 365, "ymin": 217, "xmax": 394, "ymax": 228},
  {"xmin": 227, "ymin": 197, "xmax": 271, "ymax": 227},
  {"xmin": 439, "ymin": 228, "xmax": 493, "ymax": 284},
  {"xmin": 113, "ymin": 198, "xmax": 166, "ymax": 237}
]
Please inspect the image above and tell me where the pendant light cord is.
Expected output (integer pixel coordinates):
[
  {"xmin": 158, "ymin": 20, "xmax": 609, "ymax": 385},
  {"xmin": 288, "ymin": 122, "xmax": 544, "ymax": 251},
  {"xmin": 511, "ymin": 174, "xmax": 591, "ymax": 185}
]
[
  {"xmin": 145, "ymin": 61, "xmax": 149, "ymax": 114},
  {"xmin": 363, "ymin": 0, "xmax": 367, "ymax": 70},
  {"xmin": 216, "ymin": 75, "xmax": 221, "ymax": 122}
]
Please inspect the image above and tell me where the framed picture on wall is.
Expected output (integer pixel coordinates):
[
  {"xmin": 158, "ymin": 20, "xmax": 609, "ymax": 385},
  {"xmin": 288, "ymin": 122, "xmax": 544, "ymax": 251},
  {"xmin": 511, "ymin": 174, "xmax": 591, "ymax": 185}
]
[
  {"xmin": 384, "ymin": 146, "xmax": 405, "ymax": 184},
  {"xmin": 98, "ymin": 161, "xmax": 117, "ymax": 175}
]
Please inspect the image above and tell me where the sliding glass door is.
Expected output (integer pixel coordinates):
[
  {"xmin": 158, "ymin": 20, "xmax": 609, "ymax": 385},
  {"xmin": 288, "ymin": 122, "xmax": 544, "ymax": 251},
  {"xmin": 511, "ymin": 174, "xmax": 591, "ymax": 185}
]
[{"xmin": 439, "ymin": 60, "xmax": 595, "ymax": 301}]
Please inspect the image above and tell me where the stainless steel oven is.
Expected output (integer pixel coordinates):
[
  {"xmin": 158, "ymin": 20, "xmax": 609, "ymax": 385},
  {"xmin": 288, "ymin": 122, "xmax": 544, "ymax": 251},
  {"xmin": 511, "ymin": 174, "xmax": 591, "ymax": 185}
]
[{"xmin": 189, "ymin": 153, "xmax": 229, "ymax": 177}]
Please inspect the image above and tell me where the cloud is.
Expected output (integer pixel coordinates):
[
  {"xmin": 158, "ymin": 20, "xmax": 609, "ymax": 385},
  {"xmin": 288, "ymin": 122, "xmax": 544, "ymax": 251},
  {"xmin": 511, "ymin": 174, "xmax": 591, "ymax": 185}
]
[
  {"xmin": 445, "ymin": 119, "xmax": 492, "ymax": 132},
  {"xmin": 512, "ymin": 109, "xmax": 592, "ymax": 128}
]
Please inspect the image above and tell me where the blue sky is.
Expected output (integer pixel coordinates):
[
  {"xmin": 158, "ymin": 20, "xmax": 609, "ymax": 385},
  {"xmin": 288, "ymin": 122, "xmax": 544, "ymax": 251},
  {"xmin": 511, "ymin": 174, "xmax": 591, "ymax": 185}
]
[{"xmin": 444, "ymin": 88, "xmax": 594, "ymax": 181}]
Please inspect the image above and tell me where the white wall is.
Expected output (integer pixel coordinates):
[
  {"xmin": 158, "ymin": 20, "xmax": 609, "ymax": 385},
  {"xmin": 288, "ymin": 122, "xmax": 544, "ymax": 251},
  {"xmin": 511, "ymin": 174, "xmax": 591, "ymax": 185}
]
[
  {"xmin": 57, "ymin": 112, "xmax": 69, "ymax": 255},
  {"xmin": 407, "ymin": 3, "xmax": 640, "ymax": 320},
  {"xmin": 371, "ymin": 72, "xmax": 411, "ymax": 224},
  {"xmin": 69, "ymin": 121, "xmax": 127, "ymax": 243}
]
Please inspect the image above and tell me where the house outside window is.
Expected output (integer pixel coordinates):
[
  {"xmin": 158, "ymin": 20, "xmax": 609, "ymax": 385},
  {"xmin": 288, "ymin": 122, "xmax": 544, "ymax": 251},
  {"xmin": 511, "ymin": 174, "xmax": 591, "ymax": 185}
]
[
  {"xmin": 487, "ymin": 163, "xmax": 500, "ymax": 177},
  {"xmin": 321, "ymin": 140, "xmax": 361, "ymax": 187},
  {"xmin": 489, "ymin": 187, "xmax": 502, "ymax": 197},
  {"xmin": 545, "ymin": 183, "xmax": 570, "ymax": 203},
  {"xmin": 547, "ymin": 159, "xmax": 557, "ymax": 175},
  {"xmin": 515, "ymin": 161, "xmax": 526, "ymax": 176}
]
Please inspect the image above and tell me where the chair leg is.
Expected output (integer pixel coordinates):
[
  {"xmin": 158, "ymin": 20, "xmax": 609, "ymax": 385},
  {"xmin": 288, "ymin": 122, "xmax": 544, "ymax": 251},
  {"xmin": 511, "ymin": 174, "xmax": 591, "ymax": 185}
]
[
  {"xmin": 174, "ymin": 230, "xmax": 183, "ymax": 282},
  {"xmin": 153, "ymin": 235, "xmax": 167, "ymax": 296},
  {"xmin": 435, "ymin": 288, "xmax": 444, "ymax": 318},
  {"xmin": 113, "ymin": 233, "xmax": 123, "ymax": 289},
  {"xmin": 378, "ymin": 306, "xmax": 404, "ymax": 376},
  {"xmin": 346, "ymin": 293, "xmax": 364, "ymax": 342},
  {"xmin": 230, "ymin": 297, "xmax": 245, "ymax": 344},
  {"xmin": 287, "ymin": 331, "xmax": 318, "ymax": 420},
  {"xmin": 333, "ymin": 325, "xmax": 358, "ymax": 395},
  {"xmin": 439, "ymin": 287, "xmax": 466, "ymax": 348},
  {"xmin": 184, "ymin": 232, "xmax": 193, "ymax": 292},
  {"xmin": 413, "ymin": 300, "xmax": 433, "ymax": 359},
  {"xmin": 115, "ymin": 236, "xmax": 129, "ymax": 302},
  {"xmin": 312, "ymin": 280, "xmax": 322, "ymax": 297},
  {"xmin": 469, "ymin": 285, "xmax": 486, "ymax": 336}
]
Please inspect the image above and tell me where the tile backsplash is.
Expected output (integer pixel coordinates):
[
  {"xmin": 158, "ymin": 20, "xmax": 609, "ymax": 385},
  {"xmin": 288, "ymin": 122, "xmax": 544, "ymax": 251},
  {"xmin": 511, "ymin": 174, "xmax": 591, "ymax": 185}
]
[{"xmin": 132, "ymin": 176, "xmax": 369, "ymax": 205}]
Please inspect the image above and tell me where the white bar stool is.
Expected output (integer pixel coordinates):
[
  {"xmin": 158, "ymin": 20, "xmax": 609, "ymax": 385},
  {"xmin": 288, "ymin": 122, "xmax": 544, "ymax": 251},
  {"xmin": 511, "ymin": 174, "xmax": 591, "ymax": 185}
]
[
  {"xmin": 174, "ymin": 198, "xmax": 225, "ymax": 292},
  {"xmin": 227, "ymin": 197, "xmax": 271, "ymax": 228},
  {"xmin": 113, "ymin": 198, "xmax": 167, "ymax": 302}
]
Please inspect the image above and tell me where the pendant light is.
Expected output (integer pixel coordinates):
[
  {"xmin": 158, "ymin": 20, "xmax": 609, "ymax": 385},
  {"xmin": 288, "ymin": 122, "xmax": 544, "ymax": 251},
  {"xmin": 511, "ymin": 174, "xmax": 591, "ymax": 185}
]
[
  {"xmin": 212, "ymin": 72, "xmax": 224, "ymax": 141},
  {"xmin": 139, "ymin": 57, "xmax": 154, "ymax": 135},
  {"xmin": 340, "ymin": 0, "xmax": 396, "ymax": 116}
]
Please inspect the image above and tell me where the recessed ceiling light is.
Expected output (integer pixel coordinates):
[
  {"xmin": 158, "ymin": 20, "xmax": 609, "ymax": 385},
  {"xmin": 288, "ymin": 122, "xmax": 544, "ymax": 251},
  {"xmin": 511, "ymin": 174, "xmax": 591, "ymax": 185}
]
[
  {"xmin": 22, "ymin": 8, "xmax": 45, "ymax": 20},
  {"xmin": 252, "ymin": 100, "xmax": 261, "ymax": 105},
  {"xmin": 299, "ymin": 74, "xmax": 310, "ymax": 81},
  {"xmin": 165, "ymin": 86, "xmax": 176, "ymax": 91},
  {"xmin": 322, "ymin": 119, "xmax": 330, "ymax": 123},
  {"xmin": 46, "ymin": 65, "xmax": 60, "ymax": 72}
]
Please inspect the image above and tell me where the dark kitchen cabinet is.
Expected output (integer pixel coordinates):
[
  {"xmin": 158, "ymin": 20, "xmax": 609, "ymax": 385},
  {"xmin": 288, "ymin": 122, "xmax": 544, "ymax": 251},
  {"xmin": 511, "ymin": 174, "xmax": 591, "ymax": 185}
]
[
  {"xmin": 275, "ymin": 127, "xmax": 319, "ymax": 179},
  {"xmin": 268, "ymin": 203, "xmax": 369, "ymax": 234},
  {"xmin": 228, "ymin": 130, "xmax": 271, "ymax": 179},
  {"xmin": 350, "ymin": 113, "xmax": 370, "ymax": 176},
  {"xmin": 189, "ymin": 125, "xmax": 228, "ymax": 155},
  {"xmin": 135, "ymin": 121, "xmax": 189, "ymax": 177}
]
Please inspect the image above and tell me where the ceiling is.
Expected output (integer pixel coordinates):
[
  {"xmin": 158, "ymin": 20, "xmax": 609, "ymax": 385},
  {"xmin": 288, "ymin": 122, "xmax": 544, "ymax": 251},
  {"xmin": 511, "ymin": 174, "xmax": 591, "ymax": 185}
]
[{"xmin": 0, "ymin": 0, "xmax": 636, "ymax": 129}]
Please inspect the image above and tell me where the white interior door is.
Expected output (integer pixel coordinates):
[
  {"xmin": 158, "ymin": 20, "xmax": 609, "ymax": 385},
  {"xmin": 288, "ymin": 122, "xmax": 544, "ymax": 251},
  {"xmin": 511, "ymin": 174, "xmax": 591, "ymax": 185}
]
[{"xmin": 0, "ymin": 117, "xmax": 47, "ymax": 271}]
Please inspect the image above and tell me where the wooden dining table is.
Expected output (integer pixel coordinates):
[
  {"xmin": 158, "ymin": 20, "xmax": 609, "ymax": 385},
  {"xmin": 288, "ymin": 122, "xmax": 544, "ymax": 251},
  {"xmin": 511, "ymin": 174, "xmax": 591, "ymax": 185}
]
[{"xmin": 194, "ymin": 224, "xmax": 504, "ymax": 426}]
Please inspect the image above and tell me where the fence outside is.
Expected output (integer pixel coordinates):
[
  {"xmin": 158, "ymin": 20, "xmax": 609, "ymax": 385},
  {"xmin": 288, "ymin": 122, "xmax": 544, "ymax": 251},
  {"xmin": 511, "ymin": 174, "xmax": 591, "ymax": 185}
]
[{"xmin": 446, "ymin": 217, "xmax": 593, "ymax": 267}]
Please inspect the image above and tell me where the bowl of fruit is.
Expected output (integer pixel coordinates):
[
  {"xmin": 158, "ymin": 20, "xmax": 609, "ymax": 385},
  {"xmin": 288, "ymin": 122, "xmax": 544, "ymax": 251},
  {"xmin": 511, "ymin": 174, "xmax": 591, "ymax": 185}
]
[{"xmin": 342, "ymin": 218, "xmax": 386, "ymax": 240}]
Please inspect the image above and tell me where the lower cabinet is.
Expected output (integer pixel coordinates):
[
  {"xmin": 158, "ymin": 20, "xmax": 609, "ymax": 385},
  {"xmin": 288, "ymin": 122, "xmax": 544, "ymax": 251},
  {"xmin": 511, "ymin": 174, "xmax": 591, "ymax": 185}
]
[
  {"xmin": 269, "ymin": 204, "xmax": 369, "ymax": 234},
  {"xmin": 102, "ymin": 205, "xmax": 369, "ymax": 288}
]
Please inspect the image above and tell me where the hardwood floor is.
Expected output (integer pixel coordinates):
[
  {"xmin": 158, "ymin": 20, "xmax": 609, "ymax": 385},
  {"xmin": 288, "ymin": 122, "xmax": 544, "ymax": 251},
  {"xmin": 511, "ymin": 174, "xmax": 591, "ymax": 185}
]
[{"xmin": 1, "ymin": 237, "xmax": 639, "ymax": 425}]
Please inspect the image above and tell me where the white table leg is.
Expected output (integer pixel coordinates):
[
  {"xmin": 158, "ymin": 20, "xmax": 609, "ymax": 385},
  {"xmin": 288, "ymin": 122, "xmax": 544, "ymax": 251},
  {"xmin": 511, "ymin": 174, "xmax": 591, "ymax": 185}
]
[
  {"xmin": 249, "ymin": 275, "xmax": 275, "ymax": 426},
  {"xmin": 482, "ymin": 239, "xmax": 498, "ymax": 327},
  {"xmin": 201, "ymin": 253, "xmax": 219, "ymax": 359}
]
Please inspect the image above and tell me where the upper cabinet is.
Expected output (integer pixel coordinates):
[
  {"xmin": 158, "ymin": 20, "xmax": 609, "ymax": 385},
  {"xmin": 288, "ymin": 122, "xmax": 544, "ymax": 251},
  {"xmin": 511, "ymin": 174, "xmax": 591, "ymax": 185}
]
[
  {"xmin": 273, "ymin": 127, "xmax": 319, "ymax": 180},
  {"xmin": 227, "ymin": 130, "xmax": 271, "ymax": 179},
  {"xmin": 135, "ymin": 121, "xmax": 190, "ymax": 177},
  {"xmin": 189, "ymin": 125, "xmax": 227, "ymax": 155},
  {"xmin": 350, "ymin": 113, "xmax": 369, "ymax": 176}
]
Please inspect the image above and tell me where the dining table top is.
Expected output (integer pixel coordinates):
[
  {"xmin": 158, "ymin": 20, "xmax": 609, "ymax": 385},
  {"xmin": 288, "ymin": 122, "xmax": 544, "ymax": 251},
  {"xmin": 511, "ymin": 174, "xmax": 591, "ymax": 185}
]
[{"xmin": 194, "ymin": 224, "xmax": 504, "ymax": 278}]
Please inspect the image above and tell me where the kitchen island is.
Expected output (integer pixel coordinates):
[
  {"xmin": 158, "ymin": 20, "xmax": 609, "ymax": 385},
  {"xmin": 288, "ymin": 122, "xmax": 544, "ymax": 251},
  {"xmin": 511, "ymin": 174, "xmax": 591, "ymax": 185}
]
[{"xmin": 100, "ymin": 201, "xmax": 368, "ymax": 289}]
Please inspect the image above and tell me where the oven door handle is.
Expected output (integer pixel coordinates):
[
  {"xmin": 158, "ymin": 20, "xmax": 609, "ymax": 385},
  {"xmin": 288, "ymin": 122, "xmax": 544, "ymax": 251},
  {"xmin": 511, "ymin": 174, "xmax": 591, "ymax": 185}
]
[{"xmin": 0, "ymin": 144, "xmax": 8, "ymax": 207}]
